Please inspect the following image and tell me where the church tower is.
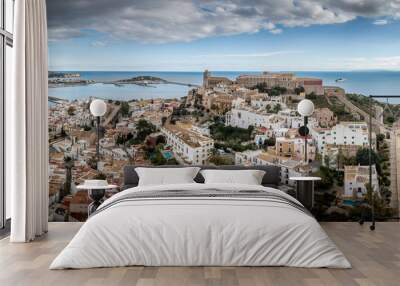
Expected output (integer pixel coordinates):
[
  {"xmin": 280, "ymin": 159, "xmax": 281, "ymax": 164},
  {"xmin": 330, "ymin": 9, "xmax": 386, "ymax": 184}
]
[{"xmin": 203, "ymin": 69, "xmax": 210, "ymax": 88}]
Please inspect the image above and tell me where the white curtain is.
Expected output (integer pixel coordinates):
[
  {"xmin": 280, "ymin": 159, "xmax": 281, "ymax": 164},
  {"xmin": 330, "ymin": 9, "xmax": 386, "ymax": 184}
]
[{"xmin": 8, "ymin": 0, "xmax": 49, "ymax": 242}]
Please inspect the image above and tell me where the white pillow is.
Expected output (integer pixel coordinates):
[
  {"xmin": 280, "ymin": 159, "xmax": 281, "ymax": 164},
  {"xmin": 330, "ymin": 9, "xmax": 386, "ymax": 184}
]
[
  {"xmin": 200, "ymin": 169, "xmax": 265, "ymax": 185},
  {"xmin": 135, "ymin": 167, "xmax": 201, "ymax": 186}
]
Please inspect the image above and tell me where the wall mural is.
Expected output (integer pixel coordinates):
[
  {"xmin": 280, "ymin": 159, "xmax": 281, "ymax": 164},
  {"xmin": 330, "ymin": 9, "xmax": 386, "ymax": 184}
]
[{"xmin": 47, "ymin": 1, "xmax": 399, "ymax": 222}]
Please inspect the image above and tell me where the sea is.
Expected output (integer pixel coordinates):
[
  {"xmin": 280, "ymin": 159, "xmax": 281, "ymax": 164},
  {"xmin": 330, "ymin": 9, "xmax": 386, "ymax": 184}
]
[{"xmin": 49, "ymin": 71, "xmax": 400, "ymax": 103}]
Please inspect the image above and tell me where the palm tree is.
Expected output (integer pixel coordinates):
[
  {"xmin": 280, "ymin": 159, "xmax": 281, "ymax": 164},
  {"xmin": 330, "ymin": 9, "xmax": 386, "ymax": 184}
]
[{"xmin": 61, "ymin": 156, "xmax": 74, "ymax": 201}]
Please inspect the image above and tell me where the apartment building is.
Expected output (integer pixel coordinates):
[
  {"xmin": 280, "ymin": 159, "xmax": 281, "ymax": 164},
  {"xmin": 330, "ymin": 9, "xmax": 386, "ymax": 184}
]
[
  {"xmin": 322, "ymin": 144, "xmax": 359, "ymax": 170},
  {"xmin": 203, "ymin": 91, "xmax": 236, "ymax": 113},
  {"xmin": 250, "ymin": 96, "xmax": 284, "ymax": 110},
  {"xmin": 313, "ymin": 108, "xmax": 337, "ymax": 127},
  {"xmin": 225, "ymin": 108, "xmax": 270, "ymax": 128},
  {"xmin": 161, "ymin": 122, "xmax": 214, "ymax": 165},
  {"xmin": 235, "ymin": 150, "xmax": 302, "ymax": 186},
  {"xmin": 276, "ymin": 137, "xmax": 316, "ymax": 162},
  {"xmin": 203, "ymin": 70, "xmax": 233, "ymax": 88},
  {"xmin": 236, "ymin": 72, "xmax": 297, "ymax": 89},
  {"xmin": 344, "ymin": 165, "xmax": 379, "ymax": 198},
  {"xmin": 295, "ymin": 77, "xmax": 324, "ymax": 95},
  {"xmin": 226, "ymin": 105, "xmax": 319, "ymax": 132},
  {"xmin": 311, "ymin": 122, "xmax": 372, "ymax": 153},
  {"xmin": 235, "ymin": 72, "xmax": 324, "ymax": 95}
]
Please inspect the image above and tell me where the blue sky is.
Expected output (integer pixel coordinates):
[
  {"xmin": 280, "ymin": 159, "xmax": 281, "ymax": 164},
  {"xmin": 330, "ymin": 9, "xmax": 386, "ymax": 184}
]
[{"xmin": 47, "ymin": 0, "xmax": 400, "ymax": 71}]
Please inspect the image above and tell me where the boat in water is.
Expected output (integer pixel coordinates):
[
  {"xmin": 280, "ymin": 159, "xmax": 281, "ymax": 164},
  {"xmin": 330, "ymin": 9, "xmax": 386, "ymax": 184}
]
[{"xmin": 335, "ymin": 78, "xmax": 346, "ymax": 82}]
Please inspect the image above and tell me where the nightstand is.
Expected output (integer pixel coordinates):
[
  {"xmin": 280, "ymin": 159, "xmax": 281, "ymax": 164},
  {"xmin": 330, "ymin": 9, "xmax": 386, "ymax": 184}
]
[
  {"xmin": 77, "ymin": 180, "xmax": 118, "ymax": 216},
  {"xmin": 289, "ymin": 177, "xmax": 321, "ymax": 210}
]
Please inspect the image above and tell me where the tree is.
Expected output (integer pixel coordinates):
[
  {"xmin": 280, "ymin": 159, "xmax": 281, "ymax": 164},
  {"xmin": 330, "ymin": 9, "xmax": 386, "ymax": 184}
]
[
  {"xmin": 363, "ymin": 183, "xmax": 392, "ymax": 219},
  {"xmin": 251, "ymin": 84, "xmax": 287, "ymax": 96},
  {"xmin": 376, "ymin": 133, "xmax": 385, "ymax": 142},
  {"xmin": 60, "ymin": 125, "xmax": 67, "ymax": 137},
  {"xmin": 156, "ymin": 135, "xmax": 166, "ymax": 145},
  {"xmin": 67, "ymin": 106, "xmax": 76, "ymax": 116},
  {"xmin": 87, "ymin": 156, "xmax": 98, "ymax": 170},
  {"xmin": 94, "ymin": 173, "xmax": 107, "ymax": 180},
  {"xmin": 376, "ymin": 133, "xmax": 385, "ymax": 150},
  {"xmin": 247, "ymin": 125, "xmax": 254, "ymax": 136},
  {"xmin": 295, "ymin": 86, "xmax": 305, "ymax": 95},
  {"xmin": 210, "ymin": 123, "xmax": 252, "ymax": 142},
  {"xmin": 61, "ymin": 156, "xmax": 74, "ymax": 201},
  {"xmin": 209, "ymin": 155, "xmax": 233, "ymax": 165},
  {"xmin": 82, "ymin": 125, "xmax": 91, "ymax": 131},
  {"xmin": 161, "ymin": 116, "xmax": 167, "ymax": 126},
  {"xmin": 120, "ymin": 101, "xmax": 130, "ymax": 116},
  {"xmin": 324, "ymin": 155, "xmax": 330, "ymax": 169},
  {"xmin": 356, "ymin": 148, "xmax": 379, "ymax": 166},
  {"xmin": 115, "ymin": 132, "xmax": 134, "ymax": 146},
  {"xmin": 151, "ymin": 151, "xmax": 167, "ymax": 165},
  {"xmin": 272, "ymin": 104, "xmax": 281, "ymax": 113},
  {"xmin": 136, "ymin": 119, "xmax": 156, "ymax": 142},
  {"xmin": 314, "ymin": 166, "xmax": 334, "ymax": 190},
  {"xmin": 269, "ymin": 86, "xmax": 287, "ymax": 96},
  {"xmin": 386, "ymin": 116, "xmax": 395, "ymax": 124},
  {"xmin": 306, "ymin": 92, "xmax": 317, "ymax": 100},
  {"xmin": 265, "ymin": 136, "xmax": 276, "ymax": 146},
  {"xmin": 116, "ymin": 135, "xmax": 126, "ymax": 145}
]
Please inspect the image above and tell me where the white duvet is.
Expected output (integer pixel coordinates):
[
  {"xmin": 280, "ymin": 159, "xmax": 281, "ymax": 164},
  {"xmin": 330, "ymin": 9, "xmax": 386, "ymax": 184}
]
[{"xmin": 50, "ymin": 183, "xmax": 351, "ymax": 269}]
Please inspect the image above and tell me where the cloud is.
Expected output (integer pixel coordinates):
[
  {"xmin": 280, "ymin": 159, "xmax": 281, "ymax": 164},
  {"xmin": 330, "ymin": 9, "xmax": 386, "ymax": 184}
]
[
  {"xmin": 323, "ymin": 55, "xmax": 400, "ymax": 70},
  {"xmin": 47, "ymin": 0, "xmax": 400, "ymax": 43},
  {"xmin": 198, "ymin": 51, "xmax": 302, "ymax": 58},
  {"xmin": 47, "ymin": 27, "xmax": 84, "ymax": 41},
  {"xmin": 373, "ymin": 19, "xmax": 389, "ymax": 25},
  {"xmin": 269, "ymin": 29, "xmax": 283, "ymax": 34},
  {"xmin": 90, "ymin": 40, "xmax": 108, "ymax": 48}
]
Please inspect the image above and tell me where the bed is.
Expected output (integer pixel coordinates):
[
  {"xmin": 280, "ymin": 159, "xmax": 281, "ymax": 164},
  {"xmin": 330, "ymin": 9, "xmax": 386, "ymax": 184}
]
[{"xmin": 50, "ymin": 166, "xmax": 351, "ymax": 269}]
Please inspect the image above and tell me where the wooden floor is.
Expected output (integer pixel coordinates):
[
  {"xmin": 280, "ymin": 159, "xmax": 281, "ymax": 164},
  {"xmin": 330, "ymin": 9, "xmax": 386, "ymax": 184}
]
[{"xmin": 0, "ymin": 222, "xmax": 399, "ymax": 286}]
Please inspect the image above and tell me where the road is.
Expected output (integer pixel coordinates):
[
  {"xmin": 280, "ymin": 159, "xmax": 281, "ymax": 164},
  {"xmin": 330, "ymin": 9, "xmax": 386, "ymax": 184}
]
[
  {"xmin": 48, "ymin": 96, "xmax": 68, "ymax": 103},
  {"xmin": 100, "ymin": 80, "xmax": 200, "ymax": 88},
  {"xmin": 49, "ymin": 135, "xmax": 67, "ymax": 145},
  {"xmin": 102, "ymin": 105, "xmax": 121, "ymax": 127},
  {"xmin": 335, "ymin": 93, "xmax": 389, "ymax": 133},
  {"xmin": 390, "ymin": 130, "xmax": 399, "ymax": 214}
]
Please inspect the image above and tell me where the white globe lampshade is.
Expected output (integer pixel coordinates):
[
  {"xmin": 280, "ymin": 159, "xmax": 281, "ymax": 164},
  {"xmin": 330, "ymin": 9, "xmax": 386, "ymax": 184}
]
[
  {"xmin": 297, "ymin": 99, "xmax": 315, "ymax": 117},
  {"xmin": 90, "ymin": 99, "xmax": 107, "ymax": 117}
]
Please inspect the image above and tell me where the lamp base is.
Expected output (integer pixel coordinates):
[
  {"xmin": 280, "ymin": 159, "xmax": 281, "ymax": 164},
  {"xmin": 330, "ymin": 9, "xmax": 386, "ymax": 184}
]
[{"xmin": 88, "ymin": 189, "xmax": 105, "ymax": 216}]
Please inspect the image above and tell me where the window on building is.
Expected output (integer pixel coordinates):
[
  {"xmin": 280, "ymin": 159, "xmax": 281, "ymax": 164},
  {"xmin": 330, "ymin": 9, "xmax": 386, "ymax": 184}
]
[{"xmin": 1, "ymin": 0, "xmax": 14, "ymax": 229}]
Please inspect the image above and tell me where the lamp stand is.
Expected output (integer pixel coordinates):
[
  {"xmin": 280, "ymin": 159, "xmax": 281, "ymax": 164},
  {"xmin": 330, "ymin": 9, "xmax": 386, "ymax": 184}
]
[
  {"xmin": 96, "ymin": 116, "xmax": 100, "ymax": 170},
  {"xmin": 304, "ymin": 116, "xmax": 308, "ymax": 165}
]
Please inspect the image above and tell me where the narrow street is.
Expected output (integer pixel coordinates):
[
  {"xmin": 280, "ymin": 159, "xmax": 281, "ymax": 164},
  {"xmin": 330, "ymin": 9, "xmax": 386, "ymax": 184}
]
[{"xmin": 102, "ymin": 104, "xmax": 121, "ymax": 127}]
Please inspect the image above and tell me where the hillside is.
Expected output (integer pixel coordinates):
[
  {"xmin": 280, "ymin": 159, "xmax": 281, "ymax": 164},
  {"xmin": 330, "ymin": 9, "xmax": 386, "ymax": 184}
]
[
  {"xmin": 305, "ymin": 93, "xmax": 358, "ymax": 121},
  {"xmin": 346, "ymin": 93, "xmax": 400, "ymax": 125}
]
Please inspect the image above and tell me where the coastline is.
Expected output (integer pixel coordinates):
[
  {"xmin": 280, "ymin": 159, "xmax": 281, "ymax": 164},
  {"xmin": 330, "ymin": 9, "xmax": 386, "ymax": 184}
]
[{"xmin": 48, "ymin": 70, "xmax": 400, "ymax": 103}]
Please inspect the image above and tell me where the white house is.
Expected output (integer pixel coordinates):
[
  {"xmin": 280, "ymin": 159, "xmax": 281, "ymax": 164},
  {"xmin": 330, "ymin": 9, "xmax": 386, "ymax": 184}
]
[
  {"xmin": 225, "ymin": 108, "xmax": 269, "ymax": 129},
  {"xmin": 161, "ymin": 122, "xmax": 214, "ymax": 165},
  {"xmin": 235, "ymin": 150, "xmax": 302, "ymax": 186},
  {"xmin": 311, "ymin": 122, "xmax": 372, "ymax": 153},
  {"xmin": 344, "ymin": 165, "xmax": 380, "ymax": 198}
]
